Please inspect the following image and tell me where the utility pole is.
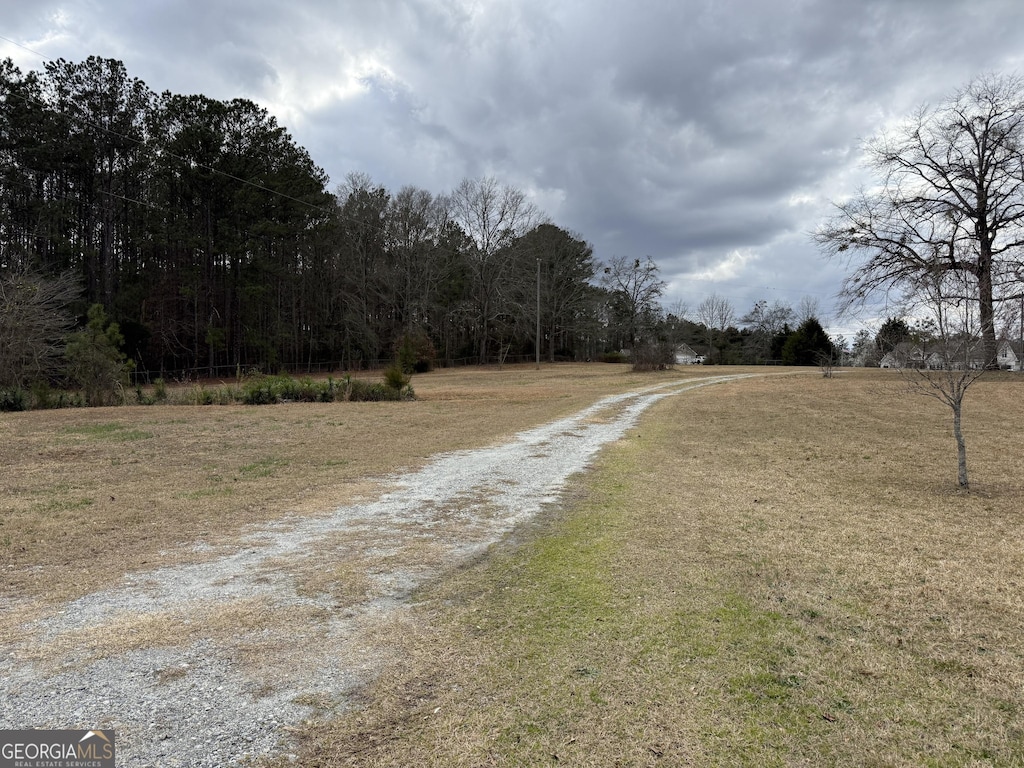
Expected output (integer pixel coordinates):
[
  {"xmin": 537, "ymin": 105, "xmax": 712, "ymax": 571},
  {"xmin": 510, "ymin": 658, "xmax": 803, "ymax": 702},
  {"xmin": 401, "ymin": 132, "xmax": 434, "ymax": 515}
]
[{"xmin": 535, "ymin": 258, "xmax": 541, "ymax": 369}]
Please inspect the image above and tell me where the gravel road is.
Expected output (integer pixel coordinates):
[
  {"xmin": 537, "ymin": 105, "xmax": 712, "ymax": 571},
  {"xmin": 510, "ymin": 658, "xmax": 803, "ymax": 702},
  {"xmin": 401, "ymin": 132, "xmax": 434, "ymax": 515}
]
[{"xmin": 0, "ymin": 375, "xmax": 750, "ymax": 766}]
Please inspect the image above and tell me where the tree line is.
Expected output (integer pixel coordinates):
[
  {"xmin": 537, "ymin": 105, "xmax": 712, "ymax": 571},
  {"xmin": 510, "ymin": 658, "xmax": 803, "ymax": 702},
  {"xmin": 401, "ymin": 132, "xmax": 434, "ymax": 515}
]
[
  {"xmin": 0, "ymin": 56, "xmax": 620, "ymax": 381},
  {"xmin": 1, "ymin": 55, "xmax": 847, "ymax": 400}
]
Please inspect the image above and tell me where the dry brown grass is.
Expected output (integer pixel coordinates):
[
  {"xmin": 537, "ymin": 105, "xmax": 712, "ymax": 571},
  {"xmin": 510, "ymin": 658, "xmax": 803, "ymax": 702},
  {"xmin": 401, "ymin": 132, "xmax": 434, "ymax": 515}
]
[
  {"xmin": 7, "ymin": 364, "xmax": 1024, "ymax": 765},
  {"xmin": 277, "ymin": 368, "xmax": 1024, "ymax": 767},
  {"xmin": 1, "ymin": 363, "xmax": 683, "ymax": 604}
]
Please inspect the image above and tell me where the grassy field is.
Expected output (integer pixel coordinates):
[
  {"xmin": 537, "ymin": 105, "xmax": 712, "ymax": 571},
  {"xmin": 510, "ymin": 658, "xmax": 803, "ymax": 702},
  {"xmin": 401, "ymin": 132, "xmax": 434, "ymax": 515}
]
[
  {"xmin": 0, "ymin": 363, "xmax": 684, "ymax": 603},
  {"xmin": 3, "ymin": 364, "xmax": 1024, "ymax": 765},
  {"xmin": 270, "ymin": 368, "xmax": 1024, "ymax": 767}
]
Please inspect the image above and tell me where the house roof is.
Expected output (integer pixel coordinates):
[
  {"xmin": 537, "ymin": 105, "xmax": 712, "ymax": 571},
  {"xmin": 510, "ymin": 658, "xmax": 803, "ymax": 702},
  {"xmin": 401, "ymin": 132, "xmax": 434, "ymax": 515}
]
[{"xmin": 998, "ymin": 339, "xmax": 1024, "ymax": 357}]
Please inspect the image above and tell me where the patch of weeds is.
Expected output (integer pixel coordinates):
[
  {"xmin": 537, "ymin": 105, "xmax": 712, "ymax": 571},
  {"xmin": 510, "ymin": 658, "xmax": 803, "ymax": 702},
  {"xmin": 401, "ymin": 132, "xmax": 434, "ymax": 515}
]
[
  {"xmin": 154, "ymin": 666, "xmax": 189, "ymax": 684},
  {"xmin": 928, "ymin": 657, "xmax": 978, "ymax": 676},
  {"xmin": 239, "ymin": 457, "xmax": 289, "ymax": 479},
  {"xmin": 728, "ymin": 671, "xmax": 801, "ymax": 704},
  {"xmin": 39, "ymin": 497, "xmax": 95, "ymax": 513},
  {"xmin": 292, "ymin": 692, "xmax": 335, "ymax": 711},
  {"xmin": 319, "ymin": 459, "xmax": 350, "ymax": 468},
  {"xmin": 62, "ymin": 422, "xmax": 123, "ymax": 436},
  {"xmin": 120, "ymin": 429, "xmax": 154, "ymax": 441},
  {"xmin": 831, "ymin": 695, "xmax": 854, "ymax": 713}
]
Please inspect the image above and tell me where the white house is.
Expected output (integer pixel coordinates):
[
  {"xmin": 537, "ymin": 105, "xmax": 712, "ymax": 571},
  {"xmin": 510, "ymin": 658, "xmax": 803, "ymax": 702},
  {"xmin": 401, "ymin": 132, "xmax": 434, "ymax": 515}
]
[
  {"xmin": 997, "ymin": 340, "xmax": 1023, "ymax": 371},
  {"xmin": 675, "ymin": 343, "xmax": 700, "ymax": 365},
  {"xmin": 879, "ymin": 343, "xmax": 925, "ymax": 369}
]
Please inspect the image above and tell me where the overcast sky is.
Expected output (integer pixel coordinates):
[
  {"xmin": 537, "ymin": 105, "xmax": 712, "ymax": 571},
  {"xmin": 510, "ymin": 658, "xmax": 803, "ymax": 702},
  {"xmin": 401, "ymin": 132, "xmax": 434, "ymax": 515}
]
[{"xmin": 4, "ymin": 0, "xmax": 1024, "ymax": 338}]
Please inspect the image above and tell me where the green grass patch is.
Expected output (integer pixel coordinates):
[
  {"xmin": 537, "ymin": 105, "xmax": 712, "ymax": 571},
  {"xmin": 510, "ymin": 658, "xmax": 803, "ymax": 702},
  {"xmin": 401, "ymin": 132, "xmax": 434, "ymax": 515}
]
[
  {"xmin": 44, "ymin": 497, "xmax": 95, "ymax": 512},
  {"xmin": 238, "ymin": 457, "xmax": 289, "ymax": 479},
  {"xmin": 178, "ymin": 487, "xmax": 236, "ymax": 501}
]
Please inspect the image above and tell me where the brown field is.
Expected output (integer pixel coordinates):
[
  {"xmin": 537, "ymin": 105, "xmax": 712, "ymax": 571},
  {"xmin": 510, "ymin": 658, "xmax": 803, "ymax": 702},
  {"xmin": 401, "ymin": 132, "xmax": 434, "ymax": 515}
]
[
  {"xmin": 4, "ymin": 364, "xmax": 1024, "ymax": 766},
  {"xmin": 0, "ymin": 363, "xmax": 677, "ymax": 603}
]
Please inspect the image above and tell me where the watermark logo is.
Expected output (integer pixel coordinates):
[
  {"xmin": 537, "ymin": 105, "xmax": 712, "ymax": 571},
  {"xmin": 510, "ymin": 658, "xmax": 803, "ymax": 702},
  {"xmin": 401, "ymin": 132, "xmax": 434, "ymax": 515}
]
[{"xmin": 1, "ymin": 730, "xmax": 115, "ymax": 768}]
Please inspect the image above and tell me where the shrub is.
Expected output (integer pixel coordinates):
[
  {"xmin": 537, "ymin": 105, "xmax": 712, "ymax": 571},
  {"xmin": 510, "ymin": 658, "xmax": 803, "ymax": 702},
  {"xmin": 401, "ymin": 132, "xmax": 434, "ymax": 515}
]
[
  {"xmin": 631, "ymin": 341, "xmax": 677, "ymax": 371},
  {"xmin": 0, "ymin": 388, "xmax": 27, "ymax": 412},
  {"xmin": 294, "ymin": 377, "xmax": 321, "ymax": 402},
  {"xmin": 134, "ymin": 384, "xmax": 155, "ymax": 406},
  {"xmin": 55, "ymin": 391, "xmax": 84, "ymax": 408},
  {"xmin": 395, "ymin": 328, "xmax": 436, "ymax": 374},
  {"xmin": 30, "ymin": 381, "xmax": 57, "ymax": 409},
  {"xmin": 179, "ymin": 384, "xmax": 219, "ymax": 406},
  {"xmin": 598, "ymin": 351, "xmax": 628, "ymax": 364},
  {"xmin": 241, "ymin": 376, "xmax": 280, "ymax": 405},
  {"xmin": 383, "ymin": 364, "xmax": 411, "ymax": 391},
  {"xmin": 319, "ymin": 377, "xmax": 339, "ymax": 402}
]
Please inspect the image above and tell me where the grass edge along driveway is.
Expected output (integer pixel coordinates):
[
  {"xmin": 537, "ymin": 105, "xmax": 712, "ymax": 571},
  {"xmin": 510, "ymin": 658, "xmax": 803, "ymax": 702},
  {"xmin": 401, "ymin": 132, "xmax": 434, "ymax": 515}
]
[{"xmin": 280, "ymin": 371, "xmax": 1024, "ymax": 768}]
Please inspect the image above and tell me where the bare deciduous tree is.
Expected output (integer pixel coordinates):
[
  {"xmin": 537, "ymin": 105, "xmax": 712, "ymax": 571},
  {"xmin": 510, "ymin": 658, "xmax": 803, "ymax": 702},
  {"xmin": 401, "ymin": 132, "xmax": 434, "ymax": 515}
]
[
  {"xmin": 600, "ymin": 256, "xmax": 665, "ymax": 351},
  {"xmin": 696, "ymin": 293, "xmax": 734, "ymax": 363},
  {"xmin": 450, "ymin": 177, "xmax": 541, "ymax": 361},
  {"xmin": 893, "ymin": 270, "xmax": 992, "ymax": 489},
  {"xmin": 742, "ymin": 299, "xmax": 793, "ymax": 362},
  {"xmin": 0, "ymin": 266, "xmax": 79, "ymax": 389},
  {"xmin": 798, "ymin": 295, "xmax": 821, "ymax": 324},
  {"xmin": 816, "ymin": 73, "xmax": 1024, "ymax": 368}
]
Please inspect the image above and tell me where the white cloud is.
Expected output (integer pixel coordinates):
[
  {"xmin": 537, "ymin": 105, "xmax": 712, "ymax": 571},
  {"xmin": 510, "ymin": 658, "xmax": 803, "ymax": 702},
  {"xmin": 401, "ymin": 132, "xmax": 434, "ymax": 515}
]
[{"xmin": 690, "ymin": 249, "xmax": 761, "ymax": 282}]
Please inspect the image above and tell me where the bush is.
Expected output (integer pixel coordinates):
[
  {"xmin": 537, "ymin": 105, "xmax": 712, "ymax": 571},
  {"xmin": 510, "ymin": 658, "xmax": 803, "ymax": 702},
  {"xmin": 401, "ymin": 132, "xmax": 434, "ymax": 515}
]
[
  {"xmin": 0, "ymin": 388, "xmax": 27, "ymax": 412},
  {"xmin": 30, "ymin": 381, "xmax": 57, "ymax": 409},
  {"xmin": 383, "ymin": 364, "xmax": 411, "ymax": 391},
  {"xmin": 176, "ymin": 384, "xmax": 236, "ymax": 406},
  {"xmin": 395, "ymin": 328, "xmax": 436, "ymax": 374},
  {"xmin": 241, "ymin": 376, "xmax": 284, "ymax": 405},
  {"xmin": 598, "ymin": 351, "xmax": 628, "ymax": 364},
  {"xmin": 631, "ymin": 341, "xmax": 677, "ymax": 371},
  {"xmin": 134, "ymin": 384, "xmax": 155, "ymax": 406},
  {"xmin": 54, "ymin": 391, "xmax": 84, "ymax": 408},
  {"xmin": 319, "ymin": 377, "xmax": 339, "ymax": 402},
  {"xmin": 4, "ymin": 372, "xmax": 414, "ymax": 409}
]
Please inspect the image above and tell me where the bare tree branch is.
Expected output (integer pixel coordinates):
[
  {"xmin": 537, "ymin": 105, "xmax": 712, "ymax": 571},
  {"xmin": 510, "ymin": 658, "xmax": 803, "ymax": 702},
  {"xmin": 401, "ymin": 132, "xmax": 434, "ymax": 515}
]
[
  {"xmin": 0, "ymin": 266, "xmax": 80, "ymax": 389},
  {"xmin": 816, "ymin": 73, "xmax": 1024, "ymax": 367}
]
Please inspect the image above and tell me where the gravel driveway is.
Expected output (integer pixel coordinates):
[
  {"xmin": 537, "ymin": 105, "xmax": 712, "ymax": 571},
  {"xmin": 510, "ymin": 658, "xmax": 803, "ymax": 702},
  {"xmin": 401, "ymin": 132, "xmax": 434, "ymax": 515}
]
[{"xmin": 1, "ymin": 375, "xmax": 751, "ymax": 766}]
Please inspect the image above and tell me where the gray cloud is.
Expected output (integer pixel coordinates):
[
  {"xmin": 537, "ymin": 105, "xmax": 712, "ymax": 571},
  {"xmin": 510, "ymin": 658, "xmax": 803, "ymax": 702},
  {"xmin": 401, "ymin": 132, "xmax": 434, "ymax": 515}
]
[{"xmin": 4, "ymin": 0, "xmax": 1024, "ymax": 336}]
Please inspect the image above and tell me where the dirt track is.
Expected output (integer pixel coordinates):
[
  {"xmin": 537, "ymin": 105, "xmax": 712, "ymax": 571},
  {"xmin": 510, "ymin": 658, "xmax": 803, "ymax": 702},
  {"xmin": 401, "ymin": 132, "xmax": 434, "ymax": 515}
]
[{"xmin": 0, "ymin": 376, "xmax": 752, "ymax": 767}]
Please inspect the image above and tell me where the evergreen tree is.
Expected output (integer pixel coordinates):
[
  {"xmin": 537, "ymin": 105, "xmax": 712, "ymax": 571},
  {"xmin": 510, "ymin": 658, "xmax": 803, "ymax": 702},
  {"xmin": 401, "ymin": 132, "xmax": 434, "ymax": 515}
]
[
  {"xmin": 65, "ymin": 303, "xmax": 132, "ymax": 405},
  {"xmin": 781, "ymin": 317, "xmax": 834, "ymax": 366}
]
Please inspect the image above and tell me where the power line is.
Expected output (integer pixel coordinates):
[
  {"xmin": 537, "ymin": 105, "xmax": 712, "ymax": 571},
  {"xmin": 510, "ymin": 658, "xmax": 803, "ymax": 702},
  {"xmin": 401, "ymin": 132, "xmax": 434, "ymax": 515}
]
[{"xmin": 0, "ymin": 53, "xmax": 334, "ymax": 216}]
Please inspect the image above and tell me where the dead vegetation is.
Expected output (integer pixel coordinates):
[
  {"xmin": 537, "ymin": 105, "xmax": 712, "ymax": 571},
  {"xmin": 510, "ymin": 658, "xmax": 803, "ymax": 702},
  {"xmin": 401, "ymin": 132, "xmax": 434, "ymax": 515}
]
[
  {"xmin": 4, "ymin": 364, "xmax": 1024, "ymax": 765},
  {"xmin": 269, "ymin": 368, "xmax": 1024, "ymax": 767},
  {"xmin": 0, "ymin": 363, "xmax": 681, "ymax": 604}
]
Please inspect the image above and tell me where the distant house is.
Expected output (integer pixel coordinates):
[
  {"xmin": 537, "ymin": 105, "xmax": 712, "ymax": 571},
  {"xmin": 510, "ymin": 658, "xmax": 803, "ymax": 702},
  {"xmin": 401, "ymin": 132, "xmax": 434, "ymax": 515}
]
[
  {"xmin": 675, "ymin": 343, "xmax": 700, "ymax": 365},
  {"xmin": 925, "ymin": 340, "xmax": 987, "ymax": 370},
  {"xmin": 997, "ymin": 340, "xmax": 1023, "ymax": 371},
  {"xmin": 880, "ymin": 339, "xmax": 995, "ymax": 370},
  {"xmin": 879, "ymin": 343, "xmax": 925, "ymax": 369}
]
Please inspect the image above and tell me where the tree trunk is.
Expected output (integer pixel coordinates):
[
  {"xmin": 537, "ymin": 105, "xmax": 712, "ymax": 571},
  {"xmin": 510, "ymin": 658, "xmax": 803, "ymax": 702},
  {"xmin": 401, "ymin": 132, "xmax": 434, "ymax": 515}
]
[
  {"xmin": 977, "ymin": 256, "xmax": 999, "ymax": 369},
  {"xmin": 952, "ymin": 399, "xmax": 969, "ymax": 489}
]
